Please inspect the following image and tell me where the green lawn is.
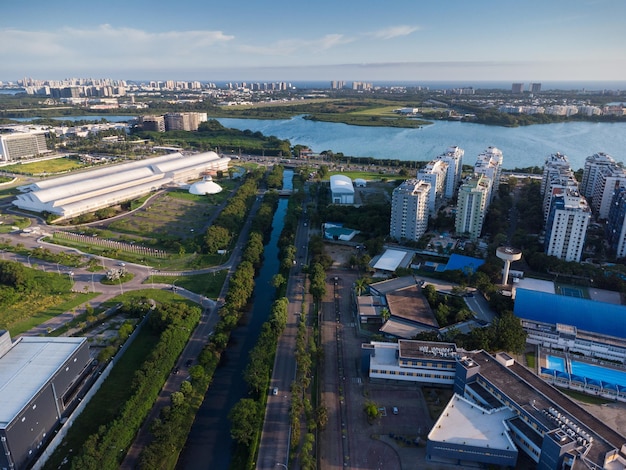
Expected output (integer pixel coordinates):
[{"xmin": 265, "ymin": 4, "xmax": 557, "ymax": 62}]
[
  {"xmin": 328, "ymin": 170, "xmax": 401, "ymax": 181},
  {"xmin": 147, "ymin": 270, "xmax": 228, "ymax": 299},
  {"xmin": 3, "ymin": 157, "xmax": 86, "ymax": 174}
]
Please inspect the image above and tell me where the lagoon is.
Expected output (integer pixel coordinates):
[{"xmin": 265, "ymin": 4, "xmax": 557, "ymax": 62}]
[{"xmin": 215, "ymin": 115, "xmax": 626, "ymax": 171}]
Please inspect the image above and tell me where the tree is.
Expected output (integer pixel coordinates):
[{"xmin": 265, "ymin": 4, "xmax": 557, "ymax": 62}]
[
  {"xmin": 229, "ymin": 398, "xmax": 262, "ymax": 446},
  {"xmin": 354, "ymin": 277, "xmax": 368, "ymax": 296},
  {"xmin": 363, "ymin": 400, "xmax": 381, "ymax": 424}
]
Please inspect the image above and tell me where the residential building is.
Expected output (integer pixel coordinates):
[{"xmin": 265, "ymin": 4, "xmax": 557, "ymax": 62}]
[
  {"xmin": 435, "ymin": 145, "xmax": 464, "ymax": 199},
  {"xmin": 591, "ymin": 164, "xmax": 626, "ymax": 219},
  {"xmin": 0, "ymin": 131, "xmax": 50, "ymax": 162},
  {"xmin": 541, "ymin": 153, "xmax": 579, "ymax": 222},
  {"xmin": 455, "ymin": 175, "xmax": 490, "ymax": 240},
  {"xmin": 606, "ymin": 186, "xmax": 626, "ymax": 258},
  {"xmin": 530, "ymin": 82, "xmax": 542, "ymax": 93},
  {"xmin": 511, "ymin": 83, "xmax": 524, "ymax": 93},
  {"xmin": 580, "ymin": 152, "xmax": 617, "ymax": 200},
  {"xmin": 544, "ymin": 188, "xmax": 591, "ymax": 262},
  {"xmin": 139, "ymin": 115, "xmax": 165, "ymax": 132},
  {"xmin": 474, "ymin": 147, "xmax": 503, "ymax": 202},
  {"xmin": 389, "ymin": 179, "xmax": 430, "ymax": 242},
  {"xmin": 417, "ymin": 159, "xmax": 448, "ymax": 215},
  {"xmin": 164, "ymin": 112, "xmax": 207, "ymax": 131}
]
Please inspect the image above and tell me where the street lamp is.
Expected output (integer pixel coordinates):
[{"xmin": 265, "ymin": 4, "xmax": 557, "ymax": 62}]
[
  {"xmin": 56, "ymin": 262, "xmax": 61, "ymax": 275},
  {"xmin": 27, "ymin": 253, "xmax": 32, "ymax": 268},
  {"xmin": 91, "ymin": 272, "xmax": 96, "ymax": 293}
]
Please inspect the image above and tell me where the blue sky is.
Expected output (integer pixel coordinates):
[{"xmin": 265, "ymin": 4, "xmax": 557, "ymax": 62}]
[{"xmin": 1, "ymin": 0, "xmax": 625, "ymax": 83}]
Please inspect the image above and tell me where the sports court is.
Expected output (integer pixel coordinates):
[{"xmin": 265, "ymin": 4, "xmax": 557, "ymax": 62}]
[{"xmin": 554, "ymin": 283, "xmax": 589, "ymax": 299}]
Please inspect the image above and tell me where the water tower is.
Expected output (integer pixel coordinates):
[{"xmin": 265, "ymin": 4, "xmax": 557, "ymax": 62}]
[{"xmin": 496, "ymin": 246, "xmax": 522, "ymax": 285}]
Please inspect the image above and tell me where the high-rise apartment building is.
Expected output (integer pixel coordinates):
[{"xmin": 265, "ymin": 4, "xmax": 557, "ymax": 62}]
[
  {"xmin": 544, "ymin": 188, "xmax": 590, "ymax": 262},
  {"xmin": 389, "ymin": 179, "xmax": 431, "ymax": 242},
  {"xmin": 436, "ymin": 146, "xmax": 464, "ymax": 199},
  {"xmin": 139, "ymin": 115, "xmax": 165, "ymax": 132},
  {"xmin": 417, "ymin": 159, "xmax": 449, "ymax": 216},
  {"xmin": 511, "ymin": 83, "xmax": 524, "ymax": 94},
  {"xmin": 541, "ymin": 153, "xmax": 579, "ymax": 222},
  {"xmin": 606, "ymin": 186, "xmax": 626, "ymax": 259},
  {"xmin": 530, "ymin": 83, "xmax": 542, "ymax": 93},
  {"xmin": 580, "ymin": 152, "xmax": 617, "ymax": 200},
  {"xmin": 164, "ymin": 112, "xmax": 207, "ymax": 131},
  {"xmin": 474, "ymin": 147, "xmax": 503, "ymax": 202},
  {"xmin": 0, "ymin": 132, "xmax": 50, "ymax": 162},
  {"xmin": 455, "ymin": 175, "xmax": 490, "ymax": 240},
  {"xmin": 591, "ymin": 165, "xmax": 626, "ymax": 219}
]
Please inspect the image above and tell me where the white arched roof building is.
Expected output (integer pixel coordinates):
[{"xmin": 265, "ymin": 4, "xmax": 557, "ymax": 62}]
[
  {"xmin": 330, "ymin": 174, "xmax": 355, "ymax": 204},
  {"xmin": 14, "ymin": 151, "xmax": 230, "ymax": 220}
]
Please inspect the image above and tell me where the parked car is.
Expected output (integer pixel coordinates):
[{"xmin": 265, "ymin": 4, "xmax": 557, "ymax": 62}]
[
  {"xmin": 392, "ymin": 406, "xmax": 399, "ymax": 415},
  {"xmin": 272, "ymin": 387, "xmax": 279, "ymax": 396}
]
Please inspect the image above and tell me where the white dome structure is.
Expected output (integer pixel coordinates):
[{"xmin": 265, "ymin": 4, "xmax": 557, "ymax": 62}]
[{"xmin": 189, "ymin": 176, "xmax": 222, "ymax": 195}]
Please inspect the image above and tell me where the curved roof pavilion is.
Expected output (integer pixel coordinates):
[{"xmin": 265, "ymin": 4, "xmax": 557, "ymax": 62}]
[{"xmin": 14, "ymin": 151, "xmax": 230, "ymax": 220}]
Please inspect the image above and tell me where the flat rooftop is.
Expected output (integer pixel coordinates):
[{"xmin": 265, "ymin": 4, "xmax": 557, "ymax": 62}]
[
  {"xmin": 0, "ymin": 336, "xmax": 86, "ymax": 427},
  {"xmin": 429, "ymin": 393, "xmax": 516, "ymax": 450}
]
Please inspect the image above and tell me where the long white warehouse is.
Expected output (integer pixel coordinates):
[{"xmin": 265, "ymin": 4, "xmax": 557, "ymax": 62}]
[{"xmin": 14, "ymin": 151, "xmax": 230, "ymax": 220}]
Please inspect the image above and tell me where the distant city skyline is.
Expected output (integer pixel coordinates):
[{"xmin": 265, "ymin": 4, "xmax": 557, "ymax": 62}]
[{"xmin": 1, "ymin": 0, "xmax": 625, "ymax": 83}]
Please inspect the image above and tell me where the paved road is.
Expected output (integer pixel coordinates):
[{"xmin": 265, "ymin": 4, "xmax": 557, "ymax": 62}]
[{"xmin": 256, "ymin": 201, "xmax": 310, "ymax": 470}]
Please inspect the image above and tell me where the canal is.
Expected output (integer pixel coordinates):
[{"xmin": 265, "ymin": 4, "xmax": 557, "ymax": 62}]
[{"xmin": 176, "ymin": 170, "xmax": 293, "ymax": 470}]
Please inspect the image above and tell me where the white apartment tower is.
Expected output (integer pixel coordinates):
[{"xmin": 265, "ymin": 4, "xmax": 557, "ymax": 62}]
[
  {"xmin": 436, "ymin": 146, "xmax": 464, "ymax": 199},
  {"xmin": 580, "ymin": 152, "xmax": 616, "ymax": 200},
  {"xmin": 455, "ymin": 175, "xmax": 490, "ymax": 241},
  {"xmin": 590, "ymin": 164, "xmax": 626, "ymax": 220},
  {"xmin": 541, "ymin": 153, "xmax": 579, "ymax": 222},
  {"xmin": 417, "ymin": 159, "xmax": 449, "ymax": 216},
  {"xmin": 544, "ymin": 188, "xmax": 591, "ymax": 262},
  {"xmin": 389, "ymin": 179, "xmax": 431, "ymax": 242},
  {"xmin": 474, "ymin": 147, "xmax": 503, "ymax": 202}
]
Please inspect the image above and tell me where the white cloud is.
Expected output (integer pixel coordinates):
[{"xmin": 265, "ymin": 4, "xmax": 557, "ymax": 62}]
[
  {"xmin": 238, "ymin": 34, "xmax": 353, "ymax": 57},
  {"xmin": 370, "ymin": 25, "xmax": 418, "ymax": 40}
]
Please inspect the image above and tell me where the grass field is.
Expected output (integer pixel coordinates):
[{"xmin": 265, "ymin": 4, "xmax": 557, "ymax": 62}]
[
  {"xmin": 147, "ymin": 271, "xmax": 228, "ymax": 299},
  {"xmin": 328, "ymin": 170, "xmax": 401, "ymax": 181},
  {"xmin": 2, "ymin": 157, "xmax": 86, "ymax": 175}
]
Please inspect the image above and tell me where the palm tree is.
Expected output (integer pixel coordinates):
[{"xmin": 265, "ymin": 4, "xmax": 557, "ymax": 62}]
[{"xmin": 354, "ymin": 278, "xmax": 368, "ymax": 296}]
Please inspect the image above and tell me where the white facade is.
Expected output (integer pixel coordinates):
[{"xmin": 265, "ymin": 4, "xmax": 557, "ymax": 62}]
[
  {"xmin": 580, "ymin": 152, "xmax": 616, "ymax": 199},
  {"xmin": 390, "ymin": 179, "xmax": 430, "ymax": 241},
  {"xmin": 591, "ymin": 166, "xmax": 626, "ymax": 219},
  {"xmin": 436, "ymin": 146, "xmax": 464, "ymax": 199},
  {"xmin": 541, "ymin": 154, "xmax": 579, "ymax": 222},
  {"xmin": 417, "ymin": 159, "xmax": 448, "ymax": 216},
  {"xmin": 474, "ymin": 147, "xmax": 503, "ymax": 202},
  {"xmin": 14, "ymin": 151, "xmax": 230, "ymax": 220},
  {"xmin": 544, "ymin": 189, "xmax": 591, "ymax": 262},
  {"xmin": 455, "ymin": 176, "xmax": 490, "ymax": 240},
  {"xmin": 329, "ymin": 174, "xmax": 355, "ymax": 204}
]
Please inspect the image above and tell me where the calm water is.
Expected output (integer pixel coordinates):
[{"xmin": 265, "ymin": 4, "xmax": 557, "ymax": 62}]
[
  {"xmin": 177, "ymin": 171, "xmax": 292, "ymax": 470},
  {"xmin": 571, "ymin": 361, "xmax": 626, "ymax": 388},
  {"xmin": 546, "ymin": 355, "xmax": 626, "ymax": 388},
  {"xmin": 546, "ymin": 355, "xmax": 566, "ymax": 372},
  {"xmin": 215, "ymin": 115, "xmax": 626, "ymax": 170}
]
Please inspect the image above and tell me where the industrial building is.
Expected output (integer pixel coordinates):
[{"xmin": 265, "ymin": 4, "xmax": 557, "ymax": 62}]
[
  {"xmin": 329, "ymin": 174, "xmax": 354, "ymax": 204},
  {"xmin": 14, "ymin": 151, "xmax": 230, "ymax": 221},
  {"xmin": 0, "ymin": 331, "xmax": 91, "ymax": 470},
  {"xmin": 361, "ymin": 339, "xmax": 626, "ymax": 469}
]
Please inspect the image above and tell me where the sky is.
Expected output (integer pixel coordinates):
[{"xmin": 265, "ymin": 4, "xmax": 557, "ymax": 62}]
[{"xmin": 1, "ymin": 0, "xmax": 625, "ymax": 84}]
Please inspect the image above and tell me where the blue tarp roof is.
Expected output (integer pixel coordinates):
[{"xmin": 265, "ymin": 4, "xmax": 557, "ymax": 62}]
[
  {"xmin": 444, "ymin": 254, "xmax": 485, "ymax": 274},
  {"xmin": 514, "ymin": 288, "xmax": 626, "ymax": 339}
]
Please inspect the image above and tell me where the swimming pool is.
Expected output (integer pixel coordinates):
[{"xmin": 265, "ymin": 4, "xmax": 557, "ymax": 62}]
[
  {"xmin": 546, "ymin": 355, "xmax": 566, "ymax": 372},
  {"xmin": 571, "ymin": 361, "xmax": 626, "ymax": 389}
]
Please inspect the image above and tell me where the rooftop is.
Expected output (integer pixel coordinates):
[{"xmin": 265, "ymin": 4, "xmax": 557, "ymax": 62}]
[{"xmin": 0, "ymin": 336, "xmax": 87, "ymax": 427}]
